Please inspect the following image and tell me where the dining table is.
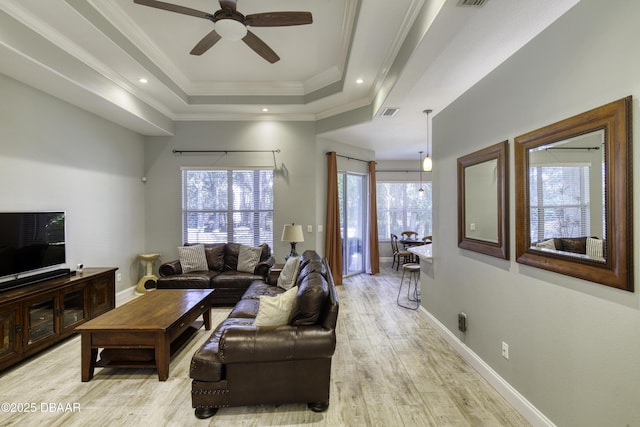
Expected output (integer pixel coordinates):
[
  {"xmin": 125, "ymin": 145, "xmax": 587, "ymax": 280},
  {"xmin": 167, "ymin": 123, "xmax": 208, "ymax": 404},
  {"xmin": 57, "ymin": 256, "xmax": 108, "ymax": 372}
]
[
  {"xmin": 400, "ymin": 239, "xmax": 428, "ymax": 247},
  {"xmin": 399, "ymin": 238, "xmax": 429, "ymax": 262}
]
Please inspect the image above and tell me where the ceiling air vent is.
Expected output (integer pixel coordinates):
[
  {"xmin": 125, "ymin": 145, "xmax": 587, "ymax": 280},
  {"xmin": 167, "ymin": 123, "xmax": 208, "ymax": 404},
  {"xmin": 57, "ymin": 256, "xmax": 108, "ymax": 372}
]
[
  {"xmin": 381, "ymin": 107, "xmax": 400, "ymax": 117},
  {"xmin": 457, "ymin": 0, "xmax": 488, "ymax": 7}
]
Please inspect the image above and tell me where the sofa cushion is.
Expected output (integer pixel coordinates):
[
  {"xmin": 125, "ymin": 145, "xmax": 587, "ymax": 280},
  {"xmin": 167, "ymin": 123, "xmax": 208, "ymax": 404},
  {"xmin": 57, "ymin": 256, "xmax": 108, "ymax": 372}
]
[
  {"xmin": 298, "ymin": 250, "xmax": 323, "ymax": 271},
  {"xmin": 204, "ymin": 243, "xmax": 225, "ymax": 271},
  {"xmin": 237, "ymin": 245, "xmax": 263, "ymax": 273},
  {"xmin": 555, "ymin": 237, "xmax": 587, "ymax": 254},
  {"xmin": 586, "ymin": 237, "xmax": 603, "ymax": 258},
  {"xmin": 224, "ymin": 243, "xmax": 242, "ymax": 270},
  {"xmin": 225, "ymin": 243, "xmax": 271, "ymax": 271},
  {"xmin": 228, "ymin": 298, "xmax": 260, "ymax": 318},
  {"xmin": 242, "ymin": 281, "xmax": 285, "ymax": 300},
  {"xmin": 156, "ymin": 271, "xmax": 217, "ymax": 289},
  {"xmin": 290, "ymin": 271, "xmax": 328, "ymax": 326},
  {"xmin": 277, "ymin": 256, "xmax": 301, "ymax": 290},
  {"xmin": 535, "ymin": 239, "xmax": 556, "ymax": 250},
  {"xmin": 212, "ymin": 270, "xmax": 265, "ymax": 289},
  {"xmin": 178, "ymin": 244, "xmax": 208, "ymax": 273},
  {"xmin": 254, "ymin": 286, "xmax": 298, "ymax": 327}
]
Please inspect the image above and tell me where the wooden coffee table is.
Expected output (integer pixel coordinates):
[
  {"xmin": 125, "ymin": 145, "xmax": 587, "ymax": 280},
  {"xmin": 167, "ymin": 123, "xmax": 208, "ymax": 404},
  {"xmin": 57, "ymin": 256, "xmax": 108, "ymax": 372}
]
[{"xmin": 76, "ymin": 289, "xmax": 213, "ymax": 382}]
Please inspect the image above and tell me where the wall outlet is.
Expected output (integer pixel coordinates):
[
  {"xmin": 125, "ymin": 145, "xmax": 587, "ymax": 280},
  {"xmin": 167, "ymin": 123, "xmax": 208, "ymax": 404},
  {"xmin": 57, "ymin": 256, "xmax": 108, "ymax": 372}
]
[
  {"xmin": 458, "ymin": 312, "xmax": 467, "ymax": 332},
  {"xmin": 501, "ymin": 342, "xmax": 509, "ymax": 359},
  {"xmin": 307, "ymin": 225, "xmax": 313, "ymax": 233},
  {"xmin": 116, "ymin": 272, "xmax": 122, "ymax": 282}
]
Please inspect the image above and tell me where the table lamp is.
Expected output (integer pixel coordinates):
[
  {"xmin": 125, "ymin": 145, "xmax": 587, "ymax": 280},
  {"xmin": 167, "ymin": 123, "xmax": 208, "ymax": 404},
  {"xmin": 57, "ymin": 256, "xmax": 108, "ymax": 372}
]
[{"xmin": 281, "ymin": 223, "xmax": 304, "ymax": 260}]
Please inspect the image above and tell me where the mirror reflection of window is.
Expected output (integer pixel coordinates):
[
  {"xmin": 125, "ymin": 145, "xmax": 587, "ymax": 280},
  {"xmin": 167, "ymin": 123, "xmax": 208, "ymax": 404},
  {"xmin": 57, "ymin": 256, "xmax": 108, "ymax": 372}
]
[
  {"xmin": 529, "ymin": 164, "xmax": 590, "ymax": 240},
  {"xmin": 527, "ymin": 130, "xmax": 605, "ymax": 262},
  {"xmin": 515, "ymin": 97, "xmax": 632, "ymax": 290}
]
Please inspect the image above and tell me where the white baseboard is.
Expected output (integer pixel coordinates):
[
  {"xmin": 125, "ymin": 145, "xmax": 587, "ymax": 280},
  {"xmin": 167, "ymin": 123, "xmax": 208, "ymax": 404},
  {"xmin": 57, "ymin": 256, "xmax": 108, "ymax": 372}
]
[
  {"xmin": 115, "ymin": 286, "xmax": 138, "ymax": 305},
  {"xmin": 419, "ymin": 307, "xmax": 555, "ymax": 427}
]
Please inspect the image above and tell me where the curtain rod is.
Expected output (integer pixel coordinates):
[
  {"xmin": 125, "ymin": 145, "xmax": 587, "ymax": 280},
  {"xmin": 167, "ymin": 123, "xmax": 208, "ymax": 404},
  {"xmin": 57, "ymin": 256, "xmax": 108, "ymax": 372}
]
[
  {"xmin": 331, "ymin": 152, "xmax": 373, "ymax": 164},
  {"xmin": 545, "ymin": 146, "xmax": 600, "ymax": 151},
  {"xmin": 173, "ymin": 149, "xmax": 281, "ymax": 154},
  {"xmin": 376, "ymin": 169, "xmax": 425, "ymax": 173}
]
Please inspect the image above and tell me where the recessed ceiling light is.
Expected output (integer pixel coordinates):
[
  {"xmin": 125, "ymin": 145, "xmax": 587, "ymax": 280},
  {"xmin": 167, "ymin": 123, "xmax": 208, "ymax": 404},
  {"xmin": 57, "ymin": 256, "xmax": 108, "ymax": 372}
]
[
  {"xmin": 356, "ymin": 78, "xmax": 364, "ymax": 84},
  {"xmin": 138, "ymin": 78, "xmax": 148, "ymax": 84},
  {"xmin": 262, "ymin": 108, "xmax": 269, "ymax": 112}
]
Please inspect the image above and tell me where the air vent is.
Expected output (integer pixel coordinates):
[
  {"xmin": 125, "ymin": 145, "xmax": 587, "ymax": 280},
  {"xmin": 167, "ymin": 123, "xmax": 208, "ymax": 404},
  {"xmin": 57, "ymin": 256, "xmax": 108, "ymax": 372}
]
[
  {"xmin": 381, "ymin": 107, "xmax": 400, "ymax": 117},
  {"xmin": 458, "ymin": 0, "xmax": 488, "ymax": 7}
]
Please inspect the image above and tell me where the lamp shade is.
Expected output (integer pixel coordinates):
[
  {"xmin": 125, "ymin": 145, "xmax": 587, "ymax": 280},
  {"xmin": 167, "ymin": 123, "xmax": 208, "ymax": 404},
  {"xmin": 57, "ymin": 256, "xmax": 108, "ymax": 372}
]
[
  {"xmin": 423, "ymin": 156, "xmax": 432, "ymax": 172},
  {"xmin": 281, "ymin": 224, "xmax": 304, "ymax": 243}
]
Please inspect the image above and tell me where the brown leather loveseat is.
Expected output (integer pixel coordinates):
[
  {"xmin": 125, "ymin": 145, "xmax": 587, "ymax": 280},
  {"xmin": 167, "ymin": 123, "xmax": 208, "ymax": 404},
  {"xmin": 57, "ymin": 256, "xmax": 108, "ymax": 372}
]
[
  {"xmin": 157, "ymin": 243, "xmax": 275, "ymax": 305},
  {"xmin": 189, "ymin": 250, "xmax": 339, "ymax": 419}
]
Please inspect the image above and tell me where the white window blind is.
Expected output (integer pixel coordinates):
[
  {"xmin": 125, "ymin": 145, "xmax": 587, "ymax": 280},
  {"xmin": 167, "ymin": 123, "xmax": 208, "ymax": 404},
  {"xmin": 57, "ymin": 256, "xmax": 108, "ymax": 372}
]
[
  {"xmin": 182, "ymin": 169, "xmax": 274, "ymax": 247},
  {"xmin": 529, "ymin": 165, "xmax": 590, "ymax": 242}
]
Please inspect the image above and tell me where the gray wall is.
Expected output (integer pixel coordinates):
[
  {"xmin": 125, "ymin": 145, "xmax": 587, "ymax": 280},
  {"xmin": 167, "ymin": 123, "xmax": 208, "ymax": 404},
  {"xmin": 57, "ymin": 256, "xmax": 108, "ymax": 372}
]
[
  {"xmin": 429, "ymin": 0, "xmax": 640, "ymax": 425},
  {"xmin": 0, "ymin": 74, "xmax": 146, "ymax": 293},
  {"xmin": 144, "ymin": 123, "xmax": 375, "ymax": 264}
]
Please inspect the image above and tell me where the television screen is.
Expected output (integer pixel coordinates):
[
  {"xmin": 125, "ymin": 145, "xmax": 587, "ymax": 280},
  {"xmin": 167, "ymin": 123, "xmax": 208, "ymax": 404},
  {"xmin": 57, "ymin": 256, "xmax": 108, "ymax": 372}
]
[{"xmin": 0, "ymin": 212, "xmax": 66, "ymax": 278}]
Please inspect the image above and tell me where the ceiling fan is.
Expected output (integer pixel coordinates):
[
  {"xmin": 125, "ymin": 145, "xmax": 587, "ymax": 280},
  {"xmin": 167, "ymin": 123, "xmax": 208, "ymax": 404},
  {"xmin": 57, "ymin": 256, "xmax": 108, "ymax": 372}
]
[{"xmin": 133, "ymin": 0, "xmax": 313, "ymax": 63}]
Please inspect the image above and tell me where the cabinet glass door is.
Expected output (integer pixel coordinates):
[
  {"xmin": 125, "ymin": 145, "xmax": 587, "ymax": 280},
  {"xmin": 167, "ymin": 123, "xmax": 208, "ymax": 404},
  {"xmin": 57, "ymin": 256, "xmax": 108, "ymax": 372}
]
[
  {"xmin": 0, "ymin": 308, "xmax": 18, "ymax": 359},
  {"xmin": 62, "ymin": 288, "xmax": 85, "ymax": 329},
  {"xmin": 27, "ymin": 298, "xmax": 55, "ymax": 344}
]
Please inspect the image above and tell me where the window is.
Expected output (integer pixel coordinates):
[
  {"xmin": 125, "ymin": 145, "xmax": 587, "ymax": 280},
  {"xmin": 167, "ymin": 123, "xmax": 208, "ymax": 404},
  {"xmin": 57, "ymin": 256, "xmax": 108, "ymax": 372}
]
[
  {"xmin": 529, "ymin": 164, "xmax": 590, "ymax": 241},
  {"xmin": 376, "ymin": 182, "xmax": 432, "ymax": 241},
  {"xmin": 182, "ymin": 169, "xmax": 274, "ymax": 246}
]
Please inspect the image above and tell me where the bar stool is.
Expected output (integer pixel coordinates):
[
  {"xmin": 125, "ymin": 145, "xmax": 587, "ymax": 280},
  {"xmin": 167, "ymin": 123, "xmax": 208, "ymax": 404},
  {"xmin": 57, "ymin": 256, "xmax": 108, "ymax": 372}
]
[{"xmin": 397, "ymin": 263, "xmax": 420, "ymax": 310}]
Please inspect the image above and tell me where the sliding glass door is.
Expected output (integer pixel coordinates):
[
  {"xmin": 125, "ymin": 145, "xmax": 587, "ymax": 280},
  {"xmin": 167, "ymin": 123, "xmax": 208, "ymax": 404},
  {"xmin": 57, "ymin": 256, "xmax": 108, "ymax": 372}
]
[{"xmin": 338, "ymin": 172, "xmax": 366, "ymax": 277}]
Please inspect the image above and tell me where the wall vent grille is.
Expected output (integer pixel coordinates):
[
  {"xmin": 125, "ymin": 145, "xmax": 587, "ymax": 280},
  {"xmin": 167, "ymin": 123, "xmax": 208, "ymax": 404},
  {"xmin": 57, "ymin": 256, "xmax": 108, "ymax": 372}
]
[
  {"xmin": 381, "ymin": 107, "xmax": 400, "ymax": 117},
  {"xmin": 457, "ymin": 0, "xmax": 488, "ymax": 7}
]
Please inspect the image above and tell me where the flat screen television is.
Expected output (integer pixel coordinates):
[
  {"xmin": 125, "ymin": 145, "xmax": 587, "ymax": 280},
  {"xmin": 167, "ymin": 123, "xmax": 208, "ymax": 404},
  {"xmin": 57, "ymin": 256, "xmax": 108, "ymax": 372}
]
[{"xmin": 0, "ymin": 212, "xmax": 67, "ymax": 286}]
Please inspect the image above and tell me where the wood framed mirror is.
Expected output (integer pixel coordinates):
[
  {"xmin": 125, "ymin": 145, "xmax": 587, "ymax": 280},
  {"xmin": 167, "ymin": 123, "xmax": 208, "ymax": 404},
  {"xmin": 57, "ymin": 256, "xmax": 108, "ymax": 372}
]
[
  {"xmin": 515, "ymin": 96, "xmax": 633, "ymax": 291},
  {"xmin": 457, "ymin": 140, "xmax": 509, "ymax": 259}
]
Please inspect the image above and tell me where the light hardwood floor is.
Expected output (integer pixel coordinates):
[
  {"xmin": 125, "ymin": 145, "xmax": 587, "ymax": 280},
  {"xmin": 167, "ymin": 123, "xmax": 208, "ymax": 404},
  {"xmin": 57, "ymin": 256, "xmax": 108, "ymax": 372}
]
[{"xmin": 0, "ymin": 264, "xmax": 530, "ymax": 426}]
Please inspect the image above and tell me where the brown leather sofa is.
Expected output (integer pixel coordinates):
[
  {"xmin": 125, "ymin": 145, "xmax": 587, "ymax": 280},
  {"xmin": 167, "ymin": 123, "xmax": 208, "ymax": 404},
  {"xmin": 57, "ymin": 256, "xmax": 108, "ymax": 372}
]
[
  {"xmin": 534, "ymin": 236, "xmax": 605, "ymax": 257},
  {"xmin": 190, "ymin": 250, "xmax": 339, "ymax": 419},
  {"xmin": 156, "ymin": 243, "xmax": 275, "ymax": 305}
]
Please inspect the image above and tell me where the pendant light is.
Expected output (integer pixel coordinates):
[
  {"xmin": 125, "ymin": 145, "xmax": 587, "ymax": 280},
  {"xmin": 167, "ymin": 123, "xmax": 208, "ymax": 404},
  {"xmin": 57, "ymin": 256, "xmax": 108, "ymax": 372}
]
[
  {"xmin": 423, "ymin": 109, "xmax": 433, "ymax": 172},
  {"xmin": 418, "ymin": 150, "xmax": 424, "ymax": 197}
]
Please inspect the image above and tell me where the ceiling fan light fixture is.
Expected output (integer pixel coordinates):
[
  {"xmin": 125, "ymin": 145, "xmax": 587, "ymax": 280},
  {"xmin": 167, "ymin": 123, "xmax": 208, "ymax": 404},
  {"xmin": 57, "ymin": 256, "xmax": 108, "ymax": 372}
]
[{"xmin": 216, "ymin": 18, "xmax": 247, "ymax": 40}]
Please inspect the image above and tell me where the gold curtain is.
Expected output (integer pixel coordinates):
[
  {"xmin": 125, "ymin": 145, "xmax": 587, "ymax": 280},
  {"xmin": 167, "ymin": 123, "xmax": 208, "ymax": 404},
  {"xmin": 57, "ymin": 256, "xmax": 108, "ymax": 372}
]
[
  {"xmin": 325, "ymin": 152, "xmax": 343, "ymax": 285},
  {"xmin": 368, "ymin": 160, "xmax": 380, "ymax": 275}
]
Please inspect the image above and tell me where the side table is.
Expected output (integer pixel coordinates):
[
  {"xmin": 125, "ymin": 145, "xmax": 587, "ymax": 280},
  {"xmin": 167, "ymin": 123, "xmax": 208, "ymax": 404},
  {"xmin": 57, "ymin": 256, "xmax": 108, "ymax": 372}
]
[
  {"xmin": 268, "ymin": 263, "xmax": 284, "ymax": 284},
  {"xmin": 135, "ymin": 253, "xmax": 161, "ymax": 294}
]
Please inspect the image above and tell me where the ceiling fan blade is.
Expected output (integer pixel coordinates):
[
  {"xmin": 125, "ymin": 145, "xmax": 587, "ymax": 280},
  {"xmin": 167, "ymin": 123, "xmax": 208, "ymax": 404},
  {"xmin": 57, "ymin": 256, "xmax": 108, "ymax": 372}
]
[
  {"xmin": 190, "ymin": 30, "xmax": 222, "ymax": 55},
  {"xmin": 219, "ymin": 0, "xmax": 237, "ymax": 13},
  {"xmin": 245, "ymin": 12, "xmax": 313, "ymax": 27},
  {"xmin": 134, "ymin": 0, "xmax": 212, "ymax": 20},
  {"xmin": 242, "ymin": 31, "xmax": 280, "ymax": 63}
]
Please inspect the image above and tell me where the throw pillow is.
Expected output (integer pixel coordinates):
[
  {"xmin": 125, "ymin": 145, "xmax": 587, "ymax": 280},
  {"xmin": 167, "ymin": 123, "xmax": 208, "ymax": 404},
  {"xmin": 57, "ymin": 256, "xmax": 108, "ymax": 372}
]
[
  {"xmin": 178, "ymin": 244, "xmax": 208, "ymax": 273},
  {"xmin": 277, "ymin": 256, "xmax": 301, "ymax": 290},
  {"xmin": 586, "ymin": 237, "xmax": 603, "ymax": 258},
  {"xmin": 237, "ymin": 245, "xmax": 263, "ymax": 273},
  {"xmin": 254, "ymin": 286, "xmax": 298, "ymax": 327},
  {"xmin": 535, "ymin": 239, "xmax": 556, "ymax": 250}
]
